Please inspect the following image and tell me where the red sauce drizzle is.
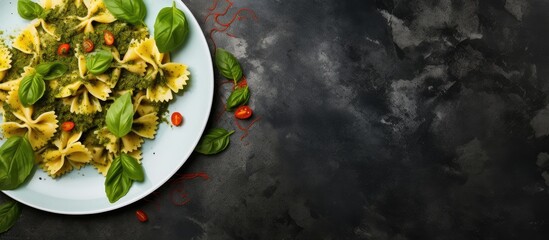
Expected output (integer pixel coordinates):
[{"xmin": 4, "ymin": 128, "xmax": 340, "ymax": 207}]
[
  {"xmin": 205, "ymin": 0, "xmax": 258, "ymax": 50},
  {"xmin": 168, "ymin": 172, "xmax": 210, "ymax": 206},
  {"xmin": 234, "ymin": 116, "xmax": 262, "ymax": 141}
]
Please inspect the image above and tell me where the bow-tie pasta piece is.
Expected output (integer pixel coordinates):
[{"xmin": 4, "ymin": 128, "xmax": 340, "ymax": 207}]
[
  {"xmin": 128, "ymin": 38, "xmax": 190, "ymax": 102},
  {"xmin": 1, "ymin": 85, "xmax": 58, "ymax": 149},
  {"xmin": 13, "ymin": 25, "xmax": 41, "ymax": 65},
  {"xmin": 75, "ymin": 0, "xmax": 116, "ymax": 33},
  {"xmin": 0, "ymin": 67, "xmax": 36, "ymax": 113},
  {"xmin": 0, "ymin": 42, "xmax": 12, "ymax": 81},
  {"xmin": 41, "ymin": 131, "xmax": 92, "ymax": 177}
]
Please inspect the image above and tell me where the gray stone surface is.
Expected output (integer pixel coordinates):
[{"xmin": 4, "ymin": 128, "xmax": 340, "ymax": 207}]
[{"xmin": 4, "ymin": 0, "xmax": 549, "ymax": 239}]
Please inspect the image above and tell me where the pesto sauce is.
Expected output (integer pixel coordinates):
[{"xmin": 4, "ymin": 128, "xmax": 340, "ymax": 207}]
[
  {"xmin": 5, "ymin": 49, "xmax": 32, "ymax": 80},
  {"xmin": 4, "ymin": 1, "xmax": 168, "ymax": 153}
]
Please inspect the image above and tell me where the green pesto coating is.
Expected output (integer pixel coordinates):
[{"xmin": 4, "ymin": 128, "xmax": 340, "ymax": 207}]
[{"xmin": 4, "ymin": 3, "xmax": 168, "ymax": 141}]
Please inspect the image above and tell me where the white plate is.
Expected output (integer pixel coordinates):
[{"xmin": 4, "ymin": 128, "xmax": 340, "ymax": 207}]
[{"xmin": 0, "ymin": 0, "xmax": 213, "ymax": 214}]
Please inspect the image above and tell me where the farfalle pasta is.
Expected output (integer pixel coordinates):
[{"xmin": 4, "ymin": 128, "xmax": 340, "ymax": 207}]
[{"xmin": 0, "ymin": 0, "xmax": 190, "ymax": 180}]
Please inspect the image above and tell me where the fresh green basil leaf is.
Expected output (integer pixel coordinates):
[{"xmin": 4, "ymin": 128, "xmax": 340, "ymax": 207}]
[
  {"xmin": 215, "ymin": 48, "xmax": 243, "ymax": 82},
  {"xmin": 35, "ymin": 62, "xmax": 68, "ymax": 80},
  {"xmin": 154, "ymin": 2, "xmax": 189, "ymax": 53},
  {"xmin": 104, "ymin": 0, "xmax": 146, "ymax": 24},
  {"xmin": 0, "ymin": 136, "xmax": 35, "ymax": 190},
  {"xmin": 120, "ymin": 153, "xmax": 144, "ymax": 182},
  {"xmin": 0, "ymin": 201, "xmax": 21, "ymax": 233},
  {"xmin": 18, "ymin": 73, "xmax": 45, "ymax": 107},
  {"xmin": 86, "ymin": 49, "xmax": 114, "ymax": 75},
  {"xmin": 195, "ymin": 128, "xmax": 235, "ymax": 155},
  {"xmin": 226, "ymin": 86, "xmax": 250, "ymax": 111},
  {"xmin": 106, "ymin": 92, "xmax": 134, "ymax": 138},
  {"xmin": 17, "ymin": 0, "xmax": 44, "ymax": 20},
  {"xmin": 105, "ymin": 156, "xmax": 132, "ymax": 203}
]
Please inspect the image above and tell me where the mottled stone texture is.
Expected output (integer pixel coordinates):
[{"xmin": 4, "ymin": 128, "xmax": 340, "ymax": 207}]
[{"xmin": 4, "ymin": 0, "xmax": 549, "ymax": 239}]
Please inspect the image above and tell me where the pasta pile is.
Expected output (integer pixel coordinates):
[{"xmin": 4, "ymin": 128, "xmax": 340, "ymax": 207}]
[{"xmin": 0, "ymin": 0, "xmax": 189, "ymax": 177}]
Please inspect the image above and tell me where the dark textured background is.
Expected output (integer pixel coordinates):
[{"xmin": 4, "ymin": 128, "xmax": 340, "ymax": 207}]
[{"xmin": 4, "ymin": 0, "xmax": 549, "ymax": 239}]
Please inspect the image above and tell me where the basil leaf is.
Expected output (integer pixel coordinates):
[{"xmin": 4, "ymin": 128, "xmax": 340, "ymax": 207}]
[
  {"xmin": 215, "ymin": 48, "xmax": 243, "ymax": 82},
  {"xmin": 226, "ymin": 86, "xmax": 250, "ymax": 111},
  {"xmin": 35, "ymin": 62, "xmax": 68, "ymax": 80},
  {"xmin": 120, "ymin": 153, "xmax": 144, "ymax": 182},
  {"xmin": 0, "ymin": 201, "xmax": 21, "ymax": 233},
  {"xmin": 106, "ymin": 92, "xmax": 134, "ymax": 138},
  {"xmin": 18, "ymin": 73, "xmax": 45, "ymax": 107},
  {"xmin": 17, "ymin": 0, "xmax": 44, "ymax": 20},
  {"xmin": 86, "ymin": 49, "xmax": 114, "ymax": 75},
  {"xmin": 0, "ymin": 136, "xmax": 35, "ymax": 190},
  {"xmin": 105, "ymin": 156, "xmax": 132, "ymax": 203},
  {"xmin": 104, "ymin": 0, "xmax": 146, "ymax": 25},
  {"xmin": 154, "ymin": 2, "xmax": 189, "ymax": 53},
  {"xmin": 195, "ymin": 128, "xmax": 234, "ymax": 155}
]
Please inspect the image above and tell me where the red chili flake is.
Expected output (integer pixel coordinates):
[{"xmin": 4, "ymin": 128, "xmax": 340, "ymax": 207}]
[
  {"xmin": 61, "ymin": 121, "xmax": 75, "ymax": 132},
  {"xmin": 135, "ymin": 210, "xmax": 148, "ymax": 222}
]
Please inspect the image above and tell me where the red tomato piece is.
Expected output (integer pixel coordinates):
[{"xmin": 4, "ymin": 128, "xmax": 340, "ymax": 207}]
[
  {"xmin": 234, "ymin": 106, "xmax": 253, "ymax": 120},
  {"xmin": 135, "ymin": 210, "xmax": 148, "ymax": 222},
  {"xmin": 104, "ymin": 30, "xmax": 115, "ymax": 46},
  {"xmin": 61, "ymin": 121, "xmax": 75, "ymax": 132},
  {"xmin": 57, "ymin": 43, "xmax": 70, "ymax": 56},
  {"xmin": 83, "ymin": 39, "xmax": 94, "ymax": 53},
  {"xmin": 171, "ymin": 112, "xmax": 183, "ymax": 126}
]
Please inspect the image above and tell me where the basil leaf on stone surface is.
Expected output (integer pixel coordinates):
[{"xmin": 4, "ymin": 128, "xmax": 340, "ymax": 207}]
[
  {"xmin": 105, "ymin": 155, "xmax": 133, "ymax": 203},
  {"xmin": 0, "ymin": 201, "xmax": 21, "ymax": 233},
  {"xmin": 86, "ymin": 49, "xmax": 114, "ymax": 75},
  {"xmin": 35, "ymin": 62, "xmax": 68, "ymax": 80},
  {"xmin": 215, "ymin": 48, "xmax": 243, "ymax": 81},
  {"xmin": 106, "ymin": 92, "xmax": 134, "ymax": 138},
  {"xmin": 0, "ymin": 136, "xmax": 35, "ymax": 190},
  {"xmin": 226, "ymin": 86, "xmax": 250, "ymax": 111},
  {"xmin": 154, "ymin": 2, "xmax": 189, "ymax": 53},
  {"xmin": 120, "ymin": 154, "xmax": 144, "ymax": 182},
  {"xmin": 18, "ymin": 0, "xmax": 44, "ymax": 20},
  {"xmin": 104, "ymin": 0, "xmax": 146, "ymax": 25},
  {"xmin": 215, "ymin": 48, "xmax": 243, "ymax": 83},
  {"xmin": 18, "ymin": 73, "xmax": 45, "ymax": 107},
  {"xmin": 195, "ymin": 128, "xmax": 235, "ymax": 155}
]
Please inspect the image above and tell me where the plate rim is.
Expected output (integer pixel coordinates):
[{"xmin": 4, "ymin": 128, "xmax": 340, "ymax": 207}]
[{"xmin": 1, "ymin": 0, "xmax": 214, "ymax": 215}]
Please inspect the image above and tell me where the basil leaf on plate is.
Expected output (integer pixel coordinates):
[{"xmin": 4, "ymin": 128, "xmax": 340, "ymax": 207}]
[
  {"xmin": 215, "ymin": 48, "xmax": 243, "ymax": 83},
  {"xmin": 106, "ymin": 92, "xmax": 134, "ymax": 138},
  {"xmin": 105, "ymin": 154, "xmax": 144, "ymax": 203},
  {"xmin": 104, "ymin": 0, "xmax": 146, "ymax": 25},
  {"xmin": 195, "ymin": 128, "xmax": 235, "ymax": 155},
  {"xmin": 154, "ymin": 2, "xmax": 189, "ymax": 53},
  {"xmin": 0, "ymin": 201, "xmax": 21, "ymax": 233},
  {"xmin": 17, "ymin": 0, "xmax": 44, "ymax": 20},
  {"xmin": 18, "ymin": 73, "xmax": 45, "ymax": 107},
  {"xmin": 226, "ymin": 86, "xmax": 250, "ymax": 111},
  {"xmin": 105, "ymin": 155, "xmax": 133, "ymax": 203},
  {"xmin": 35, "ymin": 62, "xmax": 68, "ymax": 80},
  {"xmin": 0, "ymin": 136, "xmax": 35, "ymax": 190},
  {"xmin": 120, "ymin": 153, "xmax": 144, "ymax": 182},
  {"xmin": 86, "ymin": 49, "xmax": 114, "ymax": 75}
]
